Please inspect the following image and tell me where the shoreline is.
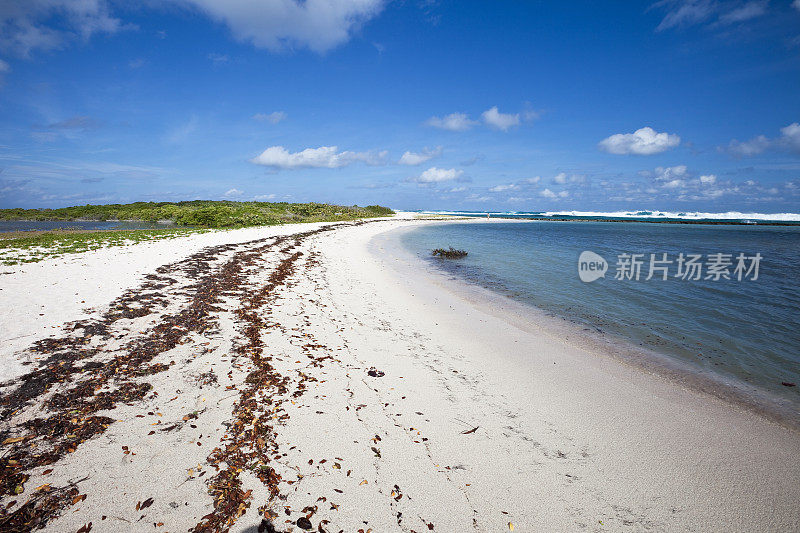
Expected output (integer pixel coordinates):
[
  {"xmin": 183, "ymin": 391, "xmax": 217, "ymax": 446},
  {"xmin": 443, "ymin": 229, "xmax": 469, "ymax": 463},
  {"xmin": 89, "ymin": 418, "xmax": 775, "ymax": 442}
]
[
  {"xmin": 0, "ymin": 217, "xmax": 798, "ymax": 531},
  {"xmin": 378, "ymin": 221, "xmax": 800, "ymax": 430}
]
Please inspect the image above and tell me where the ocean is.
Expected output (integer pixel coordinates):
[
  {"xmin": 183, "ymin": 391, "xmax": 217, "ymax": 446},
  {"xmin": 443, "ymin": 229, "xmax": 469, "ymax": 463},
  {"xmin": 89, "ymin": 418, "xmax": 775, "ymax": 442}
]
[{"xmin": 399, "ymin": 220, "xmax": 800, "ymax": 413}]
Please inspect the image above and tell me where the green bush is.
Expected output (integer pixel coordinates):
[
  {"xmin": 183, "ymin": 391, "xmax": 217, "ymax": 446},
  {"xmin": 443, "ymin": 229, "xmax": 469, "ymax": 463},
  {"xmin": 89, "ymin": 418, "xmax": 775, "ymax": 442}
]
[{"xmin": 0, "ymin": 201, "xmax": 394, "ymax": 228}]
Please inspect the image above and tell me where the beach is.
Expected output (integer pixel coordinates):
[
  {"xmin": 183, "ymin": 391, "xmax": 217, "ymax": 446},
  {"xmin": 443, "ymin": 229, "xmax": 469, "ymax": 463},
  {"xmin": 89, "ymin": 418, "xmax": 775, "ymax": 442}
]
[{"xmin": 1, "ymin": 217, "xmax": 798, "ymax": 532}]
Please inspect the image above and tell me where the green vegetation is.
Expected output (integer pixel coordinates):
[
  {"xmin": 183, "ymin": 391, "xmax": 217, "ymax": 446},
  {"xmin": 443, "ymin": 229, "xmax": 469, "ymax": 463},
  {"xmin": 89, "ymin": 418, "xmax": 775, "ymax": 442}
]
[
  {"xmin": 432, "ymin": 247, "xmax": 468, "ymax": 259},
  {"xmin": 0, "ymin": 228, "xmax": 205, "ymax": 266},
  {"xmin": 0, "ymin": 200, "xmax": 394, "ymax": 228},
  {"xmin": 0, "ymin": 201, "xmax": 394, "ymax": 265}
]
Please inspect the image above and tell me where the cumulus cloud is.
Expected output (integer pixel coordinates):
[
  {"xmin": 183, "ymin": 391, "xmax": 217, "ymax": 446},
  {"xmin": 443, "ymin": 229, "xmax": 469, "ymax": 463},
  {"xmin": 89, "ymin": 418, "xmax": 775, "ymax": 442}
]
[
  {"xmin": 410, "ymin": 167, "xmax": 463, "ymax": 183},
  {"xmin": 780, "ymin": 122, "xmax": 800, "ymax": 153},
  {"xmin": 662, "ymin": 179, "xmax": 685, "ymax": 188},
  {"xmin": 540, "ymin": 188, "xmax": 569, "ymax": 199},
  {"xmin": 724, "ymin": 123, "xmax": 800, "ymax": 156},
  {"xmin": 175, "ymin": 0, "xmax": 384, "ymax": 53},
  {"xmin": 0, "ymin": 1, "xmax": 383, "ymax": 58},
  {"xmin": 0, "ymin": 0, "xmax": 126, "ymax": 57},
  {"xmin": 425, "ymin": 112, "xmax": 478, "ymax": 132},
  {"xmin": 254, "ymin": 193, "xmax": 277, "ymax": 201},
  {"xmin": 699, "ymin": 174, "xmax": 717, "ymax": 184},
  {"xmin": 253, "ymin": 111, "xmax": 287, "ymax": 124},
  {"xmin": 553, "ymin": 172, "xmax": 567, "ymax": 184},
  {"xmin": 398, "ymin": 146, "xmax": 442, "ymax": 165},
  {"xmin": 654, "ymin": 165, "xmax": 688, "ymax": 181},
  {"xmin": 481, "ymin": 106, "xmax": 520, "ymax": 131},
  {"xmin": 223, "ymin": 188, "xmax": 244, "ymax": 198},
  {"xmin": 250, "ymin": 145, "xmax": 387, "ymax": 169},
  {"xmin": 427, "ymin": 106, "xmax": 535, "ymax": 132},
  {"xmin": 599, "ymin": 126, "xmax": 681, "ymax": 155}
]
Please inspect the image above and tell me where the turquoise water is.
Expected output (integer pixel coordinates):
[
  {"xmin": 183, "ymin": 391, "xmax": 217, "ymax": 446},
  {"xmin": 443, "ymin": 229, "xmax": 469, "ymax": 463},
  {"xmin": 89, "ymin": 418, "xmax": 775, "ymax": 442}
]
[{"xmin": 400, "ymin": 221, "xmax": 800, "ymax": 408}]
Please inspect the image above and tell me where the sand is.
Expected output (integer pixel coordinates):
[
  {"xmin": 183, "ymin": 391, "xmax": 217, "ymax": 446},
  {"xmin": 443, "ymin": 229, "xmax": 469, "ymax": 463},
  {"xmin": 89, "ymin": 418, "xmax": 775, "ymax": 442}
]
[{"xmin": 0, "ymin": 217, "xmax": 797, "ymax": 532}]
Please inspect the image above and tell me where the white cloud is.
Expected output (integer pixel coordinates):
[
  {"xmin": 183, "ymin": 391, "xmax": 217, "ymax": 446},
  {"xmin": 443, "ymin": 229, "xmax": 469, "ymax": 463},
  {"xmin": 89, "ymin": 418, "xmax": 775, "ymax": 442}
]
[
  {"xmin": 412, "ymin": 167, "xmax": 463, "ymax": 183},
  {"xmin": 662, "ymin": 179, "xmax": 685, "ymax": 189},
  {"xmin": 779, "ymin": 122, "xmax": 800, "ymax": 153},
  {"xmin": 466, "ymin": 194, "xmax": 490, "ymax": 202},
  {"xmin": 726, "ymin": 134, "xmax": 770, "ymax": 156},
  {"xmin": 481, "ymin": 106, "xmax": 520, "ymax": 131},
  {"xmin": 540, "ymin": 188, "xmax": 568, "ymax": 199},
  {"xmin": 599, "ymin": 127, "xmax": 681, "ymax": 155},
  {"xmin": 522, "ymin": 107, "xmax": 540, "ymax": 122},
  {"xmin": 250, "ymin": 145, "xmax": 387, "ymax": 169},
  {"xmin": 0, "ymin": 0, "xmax": 126, "ymax": 57},
  {"xmin": 656, "ymin": 0, "xmax": 715, "ymax": 31},
  {"xmin": 489, "ymin": 183, "xmax": 519, "ymax": 192},
  {"xmin": 253, "ymin": 111, "xmax": 287, "ymax": 124},
  {"xmin": 718, "ymin": 1, "xmax": 767, "ymax": 25},
  {"xmin": 488, "ymin": 176, "xmax": 544, "ymax": 193},
  {"xmin": 724, "ymin": 123, "xmax": 800, "ymax": 156},
  {"xmin": 0, "ymin": 59, "xmax": 11, "ymax": 72},
  {"xmin": 425, "ymin": 112, "xmax": 478, "ymax": 132},
  {"xmin": 398, "ymin": 146, "xmax": 442, "ymax": 165},
  {"xmin": 655, "ymin": 0, "xmax": 769, "ymax": 31},
  {"xmin": 794, "ymin": 0, "xmax": 800, "ymax": 11},
  {"xmin": 552, "ymin": 172, "xmax": 584, "ymax": 184},
  {"xmin": 223, "ymin": 188, "xmax": 244, "ymax": 198},
  {"xmin": 699, "ymin": 174, "xmax": 717, "ymax": 184},
  {"xmin": 654, "ymin": 165, "xmax": 688, "ymax": 181},
  {"xmin": 176, "ymin": 0, "xmax": 384, "ymax": 53},
  {"xmin": 254, "ymin": 193, "xmax": 277, "ymax": 201}
]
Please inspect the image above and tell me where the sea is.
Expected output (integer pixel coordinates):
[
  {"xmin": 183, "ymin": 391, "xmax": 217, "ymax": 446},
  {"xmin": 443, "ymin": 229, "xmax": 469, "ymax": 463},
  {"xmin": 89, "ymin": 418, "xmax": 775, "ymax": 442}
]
[{"xmin": 399, "ymin": 212, "xmax": 800, "ymax": 417}]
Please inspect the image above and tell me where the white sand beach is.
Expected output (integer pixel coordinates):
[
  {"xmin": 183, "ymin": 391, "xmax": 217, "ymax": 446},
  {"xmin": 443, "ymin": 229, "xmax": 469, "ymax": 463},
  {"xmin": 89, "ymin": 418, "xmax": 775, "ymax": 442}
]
[{"xmin": 1, "ymin": 217, "xmax": 798, "ymax": 532}]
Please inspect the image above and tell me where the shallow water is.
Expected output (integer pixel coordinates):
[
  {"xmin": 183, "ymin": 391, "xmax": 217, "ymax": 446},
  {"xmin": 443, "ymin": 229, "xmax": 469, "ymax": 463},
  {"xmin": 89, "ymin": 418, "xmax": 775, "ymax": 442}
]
[
  {"xmin": 0, "ymin": 220, "xmax": 175, "ymax": 233},
  {"xmin": 400, "ymin": 221, "xmax": 800, "ymax": 405}
]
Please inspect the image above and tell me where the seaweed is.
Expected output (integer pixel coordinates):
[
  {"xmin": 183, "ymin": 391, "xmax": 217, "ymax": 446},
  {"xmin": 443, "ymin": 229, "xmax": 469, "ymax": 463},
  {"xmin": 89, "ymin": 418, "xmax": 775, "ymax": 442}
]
[{"xmin": 431, "ymin": 247, "xmax": 468, "ymax": 259}]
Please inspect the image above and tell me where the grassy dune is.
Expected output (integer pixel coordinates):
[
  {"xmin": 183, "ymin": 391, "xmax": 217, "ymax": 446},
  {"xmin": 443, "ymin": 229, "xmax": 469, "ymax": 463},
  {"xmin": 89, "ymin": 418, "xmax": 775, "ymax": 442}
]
[
  {"xmin": 0, "ymin": 201, "xmax": 394, "ymax": 265},
  {"xmin": 0, "ymin": 200, "xmax": 394, "ymax": 227}
]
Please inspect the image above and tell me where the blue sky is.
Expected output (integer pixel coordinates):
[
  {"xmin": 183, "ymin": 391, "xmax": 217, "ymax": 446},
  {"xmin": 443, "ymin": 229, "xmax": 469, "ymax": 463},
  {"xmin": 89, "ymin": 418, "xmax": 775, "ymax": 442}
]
[{"xmin": 1, "ymin": 0, "xmax": 799, "ymax": 213}]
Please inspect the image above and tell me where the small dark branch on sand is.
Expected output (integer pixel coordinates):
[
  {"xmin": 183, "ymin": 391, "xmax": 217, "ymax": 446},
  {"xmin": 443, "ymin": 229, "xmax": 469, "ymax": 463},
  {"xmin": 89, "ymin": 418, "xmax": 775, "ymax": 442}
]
[{"xmin": 432, "ymin": 247, "xmax": 468, "ymax": 259}]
